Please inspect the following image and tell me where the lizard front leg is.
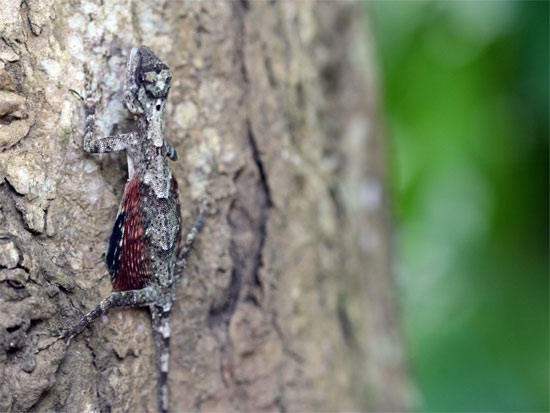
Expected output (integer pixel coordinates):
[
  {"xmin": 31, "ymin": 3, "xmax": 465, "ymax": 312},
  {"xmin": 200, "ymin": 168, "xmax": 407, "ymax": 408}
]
[{"xmin": 83, "ymin": 89, "xmax": 137, "ymax": 154}]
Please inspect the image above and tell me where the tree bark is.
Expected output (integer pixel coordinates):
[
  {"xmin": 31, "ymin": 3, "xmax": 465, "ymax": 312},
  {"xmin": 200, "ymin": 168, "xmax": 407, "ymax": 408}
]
[{"xmin": 0, "ymin": 1, "xmax": 411, "ymax": 411}]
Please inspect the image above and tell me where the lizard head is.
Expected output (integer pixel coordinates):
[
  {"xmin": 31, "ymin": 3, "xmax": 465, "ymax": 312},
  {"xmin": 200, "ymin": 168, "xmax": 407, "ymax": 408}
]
[{"xmin": 124, "ymin": 46, "xmax": 172, "ymax": 117}]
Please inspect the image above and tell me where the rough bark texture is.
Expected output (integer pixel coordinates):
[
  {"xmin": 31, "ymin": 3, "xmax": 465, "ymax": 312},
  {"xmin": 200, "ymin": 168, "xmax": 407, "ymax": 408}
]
[{"xmin": 0, "ymin": 1, "xmax": 411, "ymax": 412}]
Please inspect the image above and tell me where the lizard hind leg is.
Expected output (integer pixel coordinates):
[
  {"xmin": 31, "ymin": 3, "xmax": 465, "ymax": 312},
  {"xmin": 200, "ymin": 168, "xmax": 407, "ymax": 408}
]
[
  {"xmin": 175, "ymin": 206, "xmax": 206, "ymax": 279},
  {"xmin": 35, "ymin": 287, "xmax": 159, "ymax": 354}
]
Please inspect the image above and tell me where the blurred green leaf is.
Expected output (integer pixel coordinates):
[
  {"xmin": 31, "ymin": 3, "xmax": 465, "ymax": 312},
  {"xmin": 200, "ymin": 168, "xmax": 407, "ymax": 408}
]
[{"xmin": 369, "ymin": 1, "xmax": 549, "ymax": 411}]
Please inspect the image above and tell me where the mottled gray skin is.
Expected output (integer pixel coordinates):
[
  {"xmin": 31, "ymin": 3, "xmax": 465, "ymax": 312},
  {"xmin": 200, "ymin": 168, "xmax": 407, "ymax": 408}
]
[{"xmin": 39, "ymin": 47, "xmax": 203, "ymax": 413}]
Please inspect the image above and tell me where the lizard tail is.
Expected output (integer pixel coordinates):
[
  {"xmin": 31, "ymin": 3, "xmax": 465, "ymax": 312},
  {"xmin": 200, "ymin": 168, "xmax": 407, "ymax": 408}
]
[{"xmin": 151, "ymin": 305, "xmax": 172, "ymax": 413}]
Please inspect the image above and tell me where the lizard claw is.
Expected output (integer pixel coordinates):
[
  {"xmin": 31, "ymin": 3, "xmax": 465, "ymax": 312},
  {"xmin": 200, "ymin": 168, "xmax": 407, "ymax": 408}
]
[
  {"xmin": 34, "ymin": 331, "xmax": 73, "ymax": 354},
  {"xmin": 34, "ymin": 336, "xmax": 62, "ymax": 354}
]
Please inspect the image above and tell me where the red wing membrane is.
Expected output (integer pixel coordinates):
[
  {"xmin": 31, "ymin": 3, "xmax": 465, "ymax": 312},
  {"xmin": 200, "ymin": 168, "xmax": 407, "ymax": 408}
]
[{"xmin": 107, "ymin": 175, "xmax": 151, "ymax": 291}]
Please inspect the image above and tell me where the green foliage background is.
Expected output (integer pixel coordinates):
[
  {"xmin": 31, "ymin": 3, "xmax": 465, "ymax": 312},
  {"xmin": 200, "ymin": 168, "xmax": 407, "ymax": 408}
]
[{"xmin": 368, "ymin": 1, "xmax": 549, "ymax": 411}]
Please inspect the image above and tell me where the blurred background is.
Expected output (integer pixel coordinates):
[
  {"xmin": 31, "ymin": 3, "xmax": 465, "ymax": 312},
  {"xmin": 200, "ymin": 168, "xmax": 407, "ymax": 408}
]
[{"xmin": 368, "ymin": 1, "xmax": 548, "ymax": 411}]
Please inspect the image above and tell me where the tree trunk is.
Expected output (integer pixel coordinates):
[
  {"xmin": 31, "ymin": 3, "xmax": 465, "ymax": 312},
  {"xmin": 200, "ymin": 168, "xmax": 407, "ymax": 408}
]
[{"xmin": 0, "ymin": 1, "xmax": 411, "ymax": 411}]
